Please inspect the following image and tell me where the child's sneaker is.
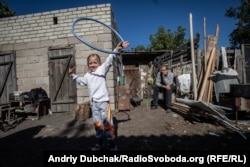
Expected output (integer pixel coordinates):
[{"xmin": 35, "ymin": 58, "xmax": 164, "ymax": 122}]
[{"xmin": 91, "ymin": 144, "xmax": 104, "ymax": 151}]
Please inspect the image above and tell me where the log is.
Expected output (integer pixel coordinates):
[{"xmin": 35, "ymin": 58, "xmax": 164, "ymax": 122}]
[{"xmin": 75, "ymin": 102, "xmax": 91, "ymax": 121}]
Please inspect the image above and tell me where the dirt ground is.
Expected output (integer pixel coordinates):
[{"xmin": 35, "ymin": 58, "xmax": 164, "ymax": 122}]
[{"xmin": 1, "ymin": 100, "xmax": 250, "ymax": 166}]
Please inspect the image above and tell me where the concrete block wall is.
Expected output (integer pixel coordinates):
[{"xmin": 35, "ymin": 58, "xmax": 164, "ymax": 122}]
[{"xmin": 0, "ymin": 3, "xmax": 119, "ymax": 110}]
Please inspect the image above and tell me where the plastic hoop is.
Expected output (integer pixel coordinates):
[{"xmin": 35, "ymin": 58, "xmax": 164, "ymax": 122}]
[{"xmin": 71, "ymin": 17, "xmax": 124, "ymax": 54}]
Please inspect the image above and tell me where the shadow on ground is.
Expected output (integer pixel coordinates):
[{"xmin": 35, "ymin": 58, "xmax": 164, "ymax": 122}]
[{"xmin": 1, "ymin": 106, "xmax": 250, "ymax": 167}]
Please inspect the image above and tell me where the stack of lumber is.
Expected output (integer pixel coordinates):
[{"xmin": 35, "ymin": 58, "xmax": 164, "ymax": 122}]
[{"xmin": 172, "ymin": 98, "xmax": 247, "ymax": 139}]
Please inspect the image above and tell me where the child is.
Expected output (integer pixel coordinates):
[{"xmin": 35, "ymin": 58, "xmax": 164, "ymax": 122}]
[{"xmin": 68, "ymin": 41, "xmax": 130, "ymax": 151}]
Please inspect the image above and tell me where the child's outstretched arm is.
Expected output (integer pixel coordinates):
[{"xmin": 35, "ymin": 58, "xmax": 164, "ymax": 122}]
[
  {"xmin": 102, "ymin": 41, "xmax": 130, "ymax": 72},
  {"xmin": 115, "ymin": 41, "xmax": 130, "ymax": 51}
]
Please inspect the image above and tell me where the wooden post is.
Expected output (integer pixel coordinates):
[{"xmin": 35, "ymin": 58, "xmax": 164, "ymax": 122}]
[
  {"xmin": 203, "ymin": 17, "xmax": 207, "ymax": 70},
  {"xmin": 189, "ymin": 13, "xmax": 197, "ymax": 100}
]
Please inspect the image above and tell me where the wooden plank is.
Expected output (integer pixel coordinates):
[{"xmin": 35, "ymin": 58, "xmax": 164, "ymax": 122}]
[
  {"xmin": 198, "ymin": 47, "xmax": 216, "ymax": 101},
  {"xmin": 207, "ymin": 25, "xmax": 219, "ymax": 102}
]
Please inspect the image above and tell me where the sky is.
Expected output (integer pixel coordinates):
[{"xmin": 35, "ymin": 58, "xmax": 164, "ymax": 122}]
[{"xmin": 2, "ymin": 0, "xmax": 240, "ymax": 50}]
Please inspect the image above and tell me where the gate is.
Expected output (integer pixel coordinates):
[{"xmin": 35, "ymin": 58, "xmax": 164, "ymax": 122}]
[
  {"xmin": 0, "ymin": 52, "xmax": 17, "ymax": 104},
  {"xmin": 124, "ymin": 65, "xmax": 140, "ymax": 97},
  {"xmin": 48, "ymin": 46, "xmax": 76, "ymax": 112}
]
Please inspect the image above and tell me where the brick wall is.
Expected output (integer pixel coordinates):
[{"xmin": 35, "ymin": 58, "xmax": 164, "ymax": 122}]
[
  {"xmin": 0, "ymin": 4, "xmax": 113, "ymax": 45},
  {"xmin": 0, "ymin": 3, "xmax": 119, "ymax": 110}
]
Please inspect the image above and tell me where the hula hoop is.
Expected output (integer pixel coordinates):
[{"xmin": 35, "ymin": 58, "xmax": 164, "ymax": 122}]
[{"xmin": 71, "ymin": 17, "xmax": 124, "ymax": 54}]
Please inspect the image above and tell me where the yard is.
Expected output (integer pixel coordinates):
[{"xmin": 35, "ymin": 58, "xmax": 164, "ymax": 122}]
[{"xmin": 1, "ymin": 101, "xmax": 250, "ymax": 166}]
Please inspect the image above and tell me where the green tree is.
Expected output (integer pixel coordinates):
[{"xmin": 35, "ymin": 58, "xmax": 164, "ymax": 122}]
[
  {"xmin": 131, "ymin": 45, "xmax": 147, "ymax": 51},
  {"xmin": 225, "ymin": 0, "xmax": 250, "ymax": 48},
  {"xmin": 149, "ymin": 26, "xmax": 186, "ymax": 50},
  {"xmin": 131, "ymin": 44, "xmax": 156, "ymax": 51},
  {"xmin": 0, "ymin": 1, "xmax": 15, "ymax": 18}
]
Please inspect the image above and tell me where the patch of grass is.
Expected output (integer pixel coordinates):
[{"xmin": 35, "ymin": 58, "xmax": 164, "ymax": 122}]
[{"xmin": 141, "ymin": 98, "xmax": 152, "ymax": 106}]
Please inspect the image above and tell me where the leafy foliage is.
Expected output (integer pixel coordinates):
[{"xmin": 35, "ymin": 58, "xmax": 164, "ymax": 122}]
[
  {"xmin": 132, "ymin": 26, "xmax": 187, "ymax": 51},
  {"xmin": 225, "ymin": 0, "xmax": 250, "ymax": 48},
  {"xmin": 0, "ymin": 1, "xmax": 15, "ymax": 18},
  {"xmin": 131, "ymin": 45, "xmax": 147, "ymax": 51},
  {"xmin": 149, "ymin": 26, "xmax": 186, "ymax": 50}
]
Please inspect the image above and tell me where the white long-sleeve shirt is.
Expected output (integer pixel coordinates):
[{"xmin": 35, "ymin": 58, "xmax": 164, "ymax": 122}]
[{"xmin": 71, "ymin": 52, "xmax": 116, "ymax": 103}]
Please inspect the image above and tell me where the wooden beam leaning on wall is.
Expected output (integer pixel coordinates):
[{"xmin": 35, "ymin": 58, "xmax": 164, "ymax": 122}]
[
  {"xmin": 198, "ymin": 38, "xmax": 218, "ymax": 101},
  {"xmin": 207, "ymin": 25, "xmax": 219, "ymax": 103},
  {"xmin": 197, "ymin": 24, "xmax": 219, "ymax": 102}
]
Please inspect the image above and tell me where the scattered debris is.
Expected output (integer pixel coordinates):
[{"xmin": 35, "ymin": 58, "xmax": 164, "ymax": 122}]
[{"xmin": 173, "ymin": 98, "xmax": 247, "ymax": 140}]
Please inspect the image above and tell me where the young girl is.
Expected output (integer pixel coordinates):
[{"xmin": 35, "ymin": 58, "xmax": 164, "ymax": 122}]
[{"xmin": 68, "ymin": 41, "xmax": 130, "ymax": 151}]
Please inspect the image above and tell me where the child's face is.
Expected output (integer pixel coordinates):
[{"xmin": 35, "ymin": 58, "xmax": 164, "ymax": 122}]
[{"xmin": 88, "ymin": 56, "xmax": 100, "ymax": 72}]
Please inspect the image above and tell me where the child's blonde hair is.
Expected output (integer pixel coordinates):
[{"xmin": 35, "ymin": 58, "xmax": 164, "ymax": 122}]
[{"xmin": 87, "ymin": 53, "xmax": 101, "ymax": 66}]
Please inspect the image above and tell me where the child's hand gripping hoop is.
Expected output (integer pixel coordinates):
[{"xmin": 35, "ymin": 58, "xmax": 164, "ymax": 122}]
[{"xmin": 71, "ymin": 17, "xmax": 125, "ymax": 54}]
